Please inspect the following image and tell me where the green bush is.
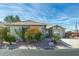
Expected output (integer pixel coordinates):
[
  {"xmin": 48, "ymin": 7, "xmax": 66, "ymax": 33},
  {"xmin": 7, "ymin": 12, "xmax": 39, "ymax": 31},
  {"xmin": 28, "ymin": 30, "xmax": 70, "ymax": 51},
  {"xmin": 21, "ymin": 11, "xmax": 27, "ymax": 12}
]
[
  {"xmin": 25, "ymin": 28, "xmax": 42, "ymax": 42},
  {"xmin": 0, "ymin": 27, "xmax": 8, "ymax": 44},
  {"xmin": 52, "ymin": 34, "xmax": 60, "ymax": 44},
  {"xmin": 34, "ymin": 32, "xmax": 42, "ymax": 41},
  {"xmin": 25, "ymin": 32, "xmax": 42, "ymax": 42},
  {"xmin": 0, "ymin": 28, "xmax": 4, "ymax": 39},
  {"xmin": 25, "ymin": 33, "xmax": 32, "ymax": 41},
  {"xmin": 0, "ymin": 27, "xmax": 16, "ymax": 45},
  {"xmin": 4, "ymin": 34, "xmax": 16, "ymax": 45}
]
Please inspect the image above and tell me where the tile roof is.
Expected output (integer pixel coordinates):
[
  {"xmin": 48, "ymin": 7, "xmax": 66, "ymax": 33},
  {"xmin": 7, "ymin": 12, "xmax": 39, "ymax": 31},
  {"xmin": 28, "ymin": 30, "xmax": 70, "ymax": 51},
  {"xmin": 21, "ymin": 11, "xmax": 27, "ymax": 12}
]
[{"xmin": 5, "ymin": 20, "xmax": 46, "ymax": 26}]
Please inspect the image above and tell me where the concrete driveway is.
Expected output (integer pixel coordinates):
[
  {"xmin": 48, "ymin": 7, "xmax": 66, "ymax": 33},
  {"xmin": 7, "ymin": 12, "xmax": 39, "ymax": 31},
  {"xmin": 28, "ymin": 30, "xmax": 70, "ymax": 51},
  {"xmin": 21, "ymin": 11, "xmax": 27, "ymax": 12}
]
[{"xmin": 57, "ymin": 38, "xmax": 79, "ymax": 49}]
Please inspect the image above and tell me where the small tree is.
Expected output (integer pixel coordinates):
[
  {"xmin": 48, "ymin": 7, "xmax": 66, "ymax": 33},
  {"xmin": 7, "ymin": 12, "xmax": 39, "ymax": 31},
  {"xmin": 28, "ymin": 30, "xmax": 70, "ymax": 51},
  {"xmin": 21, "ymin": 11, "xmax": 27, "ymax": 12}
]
[
  {"xmin": 1, "ymin": 27, "xmax": 16, "ymax": 45},
  {"xmin": 52, "ymin": 34, "xmax": 60, "ymax": 44},
  {"xmin": 0, "ymin": 27, "xmax": 9, "ymax": 45},
  {"xmin": 25, "ymin": 27, "xmax": 42, "ymax": 43},
  {"xmin": 5, "ymin": 34, "xmax": 16, "ymax": 45},
  {"xmin": 0, "ymin": 28, "xmax": 4, "ymax": 45}
]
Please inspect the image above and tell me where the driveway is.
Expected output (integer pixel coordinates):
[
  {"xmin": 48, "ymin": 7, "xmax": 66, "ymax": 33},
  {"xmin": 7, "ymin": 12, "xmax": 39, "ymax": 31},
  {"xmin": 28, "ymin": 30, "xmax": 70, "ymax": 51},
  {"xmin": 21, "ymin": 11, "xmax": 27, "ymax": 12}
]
[{"xmin": 56, "ymin": 38, "xmax": 79, "ymax": 49}]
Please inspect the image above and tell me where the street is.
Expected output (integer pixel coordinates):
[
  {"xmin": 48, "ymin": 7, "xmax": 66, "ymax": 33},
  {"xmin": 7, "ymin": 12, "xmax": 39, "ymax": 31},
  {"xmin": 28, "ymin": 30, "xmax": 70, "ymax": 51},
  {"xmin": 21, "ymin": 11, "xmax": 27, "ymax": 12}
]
[
  {"xmin": 0, "ymin": 48, "xmax": 79, "ymax": 56},
  {"xmin": 0, "ymin": 38, "xmax": 79, "ymax": 56}
]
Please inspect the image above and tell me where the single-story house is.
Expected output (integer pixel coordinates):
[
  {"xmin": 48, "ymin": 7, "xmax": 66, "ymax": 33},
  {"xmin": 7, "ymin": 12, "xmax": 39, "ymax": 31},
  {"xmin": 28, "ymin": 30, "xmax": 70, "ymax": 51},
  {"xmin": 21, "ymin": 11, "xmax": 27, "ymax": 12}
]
[
  {"xmin": 5, "ymin": 20, "xmax": 47, "ymax": 40},
  {"xmin": 0, "ymin": 20, "xmax": 65, "ymax": 40}
]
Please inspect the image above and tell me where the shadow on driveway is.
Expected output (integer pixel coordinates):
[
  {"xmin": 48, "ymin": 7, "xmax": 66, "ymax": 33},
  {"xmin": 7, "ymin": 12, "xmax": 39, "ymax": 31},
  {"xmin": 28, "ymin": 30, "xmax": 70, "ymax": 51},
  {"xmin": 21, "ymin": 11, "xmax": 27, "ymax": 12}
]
[
  {"xmin": 56, "ymin": 40, "xmax": 72, "ymax": 48},
  {"xmin": 33, "ymin": 38, "xmax": 55, "ymax": 50}
]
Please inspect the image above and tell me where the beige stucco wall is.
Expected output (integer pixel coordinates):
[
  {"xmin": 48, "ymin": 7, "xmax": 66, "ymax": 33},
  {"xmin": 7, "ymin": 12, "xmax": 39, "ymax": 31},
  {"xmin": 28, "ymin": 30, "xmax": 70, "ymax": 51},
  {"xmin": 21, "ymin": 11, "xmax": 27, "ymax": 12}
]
[
  {"xmin": 9, "ymin": 25, "xmax": 46, "ymax": 40},
  {"xmin": 9, "ymin": 26, "xmax": 22, "ymax": 40}
]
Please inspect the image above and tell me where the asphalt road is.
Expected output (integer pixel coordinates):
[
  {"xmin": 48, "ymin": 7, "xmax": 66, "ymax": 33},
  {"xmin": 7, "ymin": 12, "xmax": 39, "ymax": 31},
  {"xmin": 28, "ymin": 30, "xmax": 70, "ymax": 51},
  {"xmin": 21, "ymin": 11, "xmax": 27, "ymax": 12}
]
[{"xmin": 0, "ymin": 48, "xmax": 79, "ymax": 56}]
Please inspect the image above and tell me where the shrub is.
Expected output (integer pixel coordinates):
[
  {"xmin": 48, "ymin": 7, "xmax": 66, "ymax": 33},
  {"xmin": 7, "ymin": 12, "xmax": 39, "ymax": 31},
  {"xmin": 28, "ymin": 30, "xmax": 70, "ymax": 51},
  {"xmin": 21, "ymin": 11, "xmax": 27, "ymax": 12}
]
[
  {"xmin": 52, "ymin": 34, "xmax": 60, "ymax": 44},
  {"xmin": 34, "ymin": 32, "xmax": 42, "ymax": 41},
  {"xmin": 0, "ymin": 27, "xmax": 8, "ymax": 44},
  {"xmin": 4, "ymin": 34, "xmax": 16, "ymax": 45},
  {"xmin": 0, "ymin": 27, "xmax": 16, "ymax": 45},
  {"xmin": 0, "ymin": 28, "xmax": 4, "ymax": 39},
  {"xmin": 25, "ymin": 27, "xmax": 42, "ymax": 42},
  {"xmin": 0, "ymin": 28, "xmax": 4, "ymax": 44}
]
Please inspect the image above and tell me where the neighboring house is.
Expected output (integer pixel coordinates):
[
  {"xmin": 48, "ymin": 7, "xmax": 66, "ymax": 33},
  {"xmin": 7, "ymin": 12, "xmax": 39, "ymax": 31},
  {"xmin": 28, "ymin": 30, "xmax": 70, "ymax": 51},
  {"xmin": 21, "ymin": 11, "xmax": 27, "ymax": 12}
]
[
  {"xmin": 65, "ymin": 31, "xmax": 79, "ymax": 38},
  {"xmin": 46, "ymin": 25, "xmax": 65, "ymax": 38},
  {"xmin": 5, "ymin": 20, "xmax": 47, "ymax": 40},
  {"xmin": 46, "ymin": 24, "xmax": 65, "ymax": 38},
  {"xmin": 52, "ymin": 25, "xmax": 65, "ymax": 38}
]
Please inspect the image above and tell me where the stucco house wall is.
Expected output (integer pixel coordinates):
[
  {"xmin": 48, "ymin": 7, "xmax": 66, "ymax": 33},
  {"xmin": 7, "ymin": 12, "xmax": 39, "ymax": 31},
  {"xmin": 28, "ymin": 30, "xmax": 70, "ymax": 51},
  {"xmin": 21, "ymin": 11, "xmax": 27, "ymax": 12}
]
[
  {"xmin": 52, "ymin": 25, "xmax": 65, "ymax": 38},
  {"xmin": 5, "ymin": 20, "xmax": 47, "ymax": 40},
  {"xmin": 9, "ymin": 26, "xmax": 22, "ymax": 40},
  {"xmin": 46, "ymin": 25, "xmax": 65, "ymax": 38},
  {"xmin": 8, "ymin": 25, "xmax": 46, "ymax": 40}
]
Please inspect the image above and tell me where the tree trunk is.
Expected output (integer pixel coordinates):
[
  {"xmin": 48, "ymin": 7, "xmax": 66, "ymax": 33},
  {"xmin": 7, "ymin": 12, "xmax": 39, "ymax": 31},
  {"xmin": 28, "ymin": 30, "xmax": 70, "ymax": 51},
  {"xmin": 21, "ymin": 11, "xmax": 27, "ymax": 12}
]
[
  {"xmin": 53, "ymin": 40, "xmax": 57, "ymax": 45},
  {"xmin": 23, "ymin": 39, "xmax": 25, "ymax": 42},
  {"xmin": 0, "ymin": 40, "xmax": 3, "ymax": 45},
  {"xmin": 22, "ymin": 28, "xmax": 25, "ymax": 42},
  {"xmin": 9, "ymin": 42, "xmax": 12, "ymax": 45}
]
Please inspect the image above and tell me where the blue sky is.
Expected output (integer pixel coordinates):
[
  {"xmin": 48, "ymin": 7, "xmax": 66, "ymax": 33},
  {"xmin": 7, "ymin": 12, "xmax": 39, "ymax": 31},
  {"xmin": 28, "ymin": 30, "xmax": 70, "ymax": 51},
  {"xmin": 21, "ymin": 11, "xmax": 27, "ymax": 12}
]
[{"xmin": 0, "ymin": 3, "xmax": 79, "ymax": 31}]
